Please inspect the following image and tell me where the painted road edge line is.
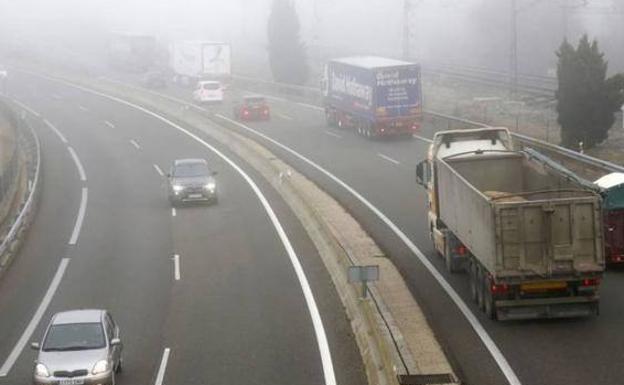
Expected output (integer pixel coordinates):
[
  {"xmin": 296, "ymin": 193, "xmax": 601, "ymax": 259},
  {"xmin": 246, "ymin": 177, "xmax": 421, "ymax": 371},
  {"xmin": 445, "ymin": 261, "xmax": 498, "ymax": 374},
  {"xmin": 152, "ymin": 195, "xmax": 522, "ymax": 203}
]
[
  {"xmin": 67, "ymin": 146, "xmax": 87, "ymax": 182},
  {"xmin": 324, "ymin": 131, "xmax": 342, "ymax": 139},
  {"xmin": 277, "ymin": 112, "xmax": 293, "ymax": 121},
  {"xmin": 154, "ymin": 348, "xmax": 171, "ymax": 385},
  {"xmin": 413, "ymin": 134, "xmax": 433, "ymax": 143},
  {"xmin": 12, "ymin": 99, "xmax": 41, "ymax": 117},
  {"xmin": 104, "ymin": 120, "xmax": 115, "ymax": 128},
  {"xmin": 129, "ymin": 139, "xmax": 141, "ymax": 150},
  {"xmin": 377, "ymin": 153, "xmax": 401, "ymax": 165},
  {"xmin": 43, "ymin": 84, "xmax": 337, "ymax": 385},
  {"xmin": 68, "ymin": 187, "xmax": 88, "ymax": 245},
  {"xmin": 214, "ymin": 113, "xmax": 522, "ymax": 385},
  {"xmin": 153, "ymin": 164, "xmax": 164, "ymax": 177},
  {"xmin": 43, "ymin": 119, "xmax": 68, "ymax": 143},
  {"xmin": 0, "ymin": 258, "xmax": 70, "ymax": 376},
  {"xmin": 173, "ymin": 254, "xmax": 180, "ymax": 281}
]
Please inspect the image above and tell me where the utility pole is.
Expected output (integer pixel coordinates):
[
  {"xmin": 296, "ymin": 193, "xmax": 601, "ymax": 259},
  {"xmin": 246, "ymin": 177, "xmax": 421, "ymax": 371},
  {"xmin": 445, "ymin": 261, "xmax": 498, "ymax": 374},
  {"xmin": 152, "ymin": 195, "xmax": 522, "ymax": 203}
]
[
  {"xmin": 403, "ymin": 0, "xmax": 411, "ymax": 60},
  {"xmin": 510, "ymin": 0, "xmax": 518, "ymax": 96}
]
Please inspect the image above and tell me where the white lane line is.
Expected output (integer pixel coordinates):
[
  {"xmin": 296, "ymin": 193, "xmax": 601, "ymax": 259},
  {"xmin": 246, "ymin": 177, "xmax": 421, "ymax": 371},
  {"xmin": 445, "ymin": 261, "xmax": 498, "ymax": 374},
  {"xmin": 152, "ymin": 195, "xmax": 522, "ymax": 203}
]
[
  {"xmin": 42, "ymin": 83, "xmax": 337, "ymax": 385},
  {"xmin": 276, "ymin": 112, "xmax": 293, "ymax": 121},
  {"xmin": 413, "ymin": 134, "xmax": 433, "ymax": 143},
  {"xmin": 67, "ymin": 146, "xmax": 87, "ymax": 182},
  {"xmin": 324, "ymin": 131, "xmax": 342, "ymax": 139},
  {"xmin": 104, "ymin": 120, "xmax": 115, "ymax": 128},
  {"xmin": 0, "ymin": 258, "xmax": 70, "ymax": 377},
  {"xmin": 68, "ymin": 187, "xmax": 88, "ymax": 245},
  {"xmin": 153, "ymin": 164, "xmax": 164, "ymax": 177},
  {"xmin": 129, "ymin": 139, "xmax": 141, "ymax": 150},
  {"xmin": 12, "ymin": 100, "xmax": 41, "ymax": 117},
  {"xmin": 377, "ymin": 153, "xmax": 401, "ymax": 165},
  {"xmin": 78, "ymin": 104, "xmax": 89, "ymax": 112},
  {"xmin": 171, "ymin": 207, "xmax": 176, "ymax": 217},
  {"xmin": 173, "ymin": 254, "xmax": 180, "ymax": 280},
  {"xmin": 43, "ymin": 119, "xmax": 68, "ymax": 143},
  {"xmin": 51, "ymin": 93, "xmax": 62, "ymax": 100},
  {"xmin": 214, "ymin": 113, "xmax": 522, "ymax": 385},
  {"xmin": 296, "ymin": 102, "xmax": 324, "ymax": 111},
  {"xmin": 154, "ymin": 348, "xmax": 171, "ymax": 385}
]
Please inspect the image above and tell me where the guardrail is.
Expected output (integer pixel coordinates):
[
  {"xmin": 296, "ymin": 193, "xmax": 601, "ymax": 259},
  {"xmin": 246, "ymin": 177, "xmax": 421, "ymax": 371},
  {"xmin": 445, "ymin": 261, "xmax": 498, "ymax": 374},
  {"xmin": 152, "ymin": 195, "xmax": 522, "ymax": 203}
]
[
  {"xmin": 0, "ymin": 98, "xmax": 42, "ymax": 269},
  {"xmin": 0, "ymin": 102, "xmax": 19, "ymax": 208},
  {"xmin": 232, "ymin": 75, "xmax": 623, "ymax": 177}
]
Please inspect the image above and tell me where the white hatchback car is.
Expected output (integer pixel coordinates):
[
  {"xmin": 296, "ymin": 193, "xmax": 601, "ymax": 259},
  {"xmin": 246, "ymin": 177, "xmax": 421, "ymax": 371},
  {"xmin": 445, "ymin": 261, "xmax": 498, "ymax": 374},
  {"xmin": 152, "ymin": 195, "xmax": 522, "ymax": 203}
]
[{"xmin": 192, "ymin": 80, "xmax": 224, "ymax": 103}]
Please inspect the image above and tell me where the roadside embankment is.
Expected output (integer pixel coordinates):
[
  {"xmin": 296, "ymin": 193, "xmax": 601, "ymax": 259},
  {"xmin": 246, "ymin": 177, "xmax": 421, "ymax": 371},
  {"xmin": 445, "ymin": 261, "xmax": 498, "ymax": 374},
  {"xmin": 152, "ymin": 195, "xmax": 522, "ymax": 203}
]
[
  {"xmin": 0, "ymin": 98, "xmax": 42, "ymax": 278},
  {"xmin": 26, "ymin": 71, "xmax": 460, "ymax": 385}
]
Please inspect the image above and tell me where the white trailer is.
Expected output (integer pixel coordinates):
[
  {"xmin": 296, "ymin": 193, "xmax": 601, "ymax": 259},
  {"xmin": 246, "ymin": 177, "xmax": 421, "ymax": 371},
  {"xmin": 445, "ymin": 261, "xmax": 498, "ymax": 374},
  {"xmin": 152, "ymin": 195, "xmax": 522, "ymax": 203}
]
[{"xmin": 170, "ymin": 40, "xmax": 231, "ymax": 85}]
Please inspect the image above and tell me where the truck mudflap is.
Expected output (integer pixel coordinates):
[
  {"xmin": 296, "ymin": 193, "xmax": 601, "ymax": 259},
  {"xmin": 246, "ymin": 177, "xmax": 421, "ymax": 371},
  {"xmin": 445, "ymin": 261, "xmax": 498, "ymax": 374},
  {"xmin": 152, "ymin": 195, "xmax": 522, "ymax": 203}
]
[{"xmin": 495, "ymin": 297, "xmax": 599, "ymax": 321}]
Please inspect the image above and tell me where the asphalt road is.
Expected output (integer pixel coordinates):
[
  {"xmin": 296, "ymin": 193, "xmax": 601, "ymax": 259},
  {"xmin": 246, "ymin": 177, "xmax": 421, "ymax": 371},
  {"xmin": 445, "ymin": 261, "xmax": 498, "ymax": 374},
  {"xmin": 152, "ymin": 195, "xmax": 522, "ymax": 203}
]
[
  {"xmin": 0, "ymin": 72, "xmax": 366, "ymax": 385},
  {"xmin": 123, "ymin": 78, "xmax": 624, "ymax": 385}
]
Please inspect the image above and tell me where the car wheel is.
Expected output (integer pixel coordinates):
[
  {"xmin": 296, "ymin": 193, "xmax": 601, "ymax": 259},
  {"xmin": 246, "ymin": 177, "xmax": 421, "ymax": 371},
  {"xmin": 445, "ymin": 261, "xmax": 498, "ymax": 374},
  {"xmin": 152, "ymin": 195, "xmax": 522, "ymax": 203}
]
[{"xmin": 111, "ymin": 371, "xmax": 116, "ymax": 385}]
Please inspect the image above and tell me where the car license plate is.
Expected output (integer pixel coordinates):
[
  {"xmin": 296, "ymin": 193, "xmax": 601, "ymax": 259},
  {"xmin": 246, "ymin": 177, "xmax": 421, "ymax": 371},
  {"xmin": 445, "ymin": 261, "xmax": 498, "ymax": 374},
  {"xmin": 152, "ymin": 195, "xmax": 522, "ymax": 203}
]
[
  {"xmin": 189, "ymin": 193, "xmax": 202, "ymax": 199},
  {"xmin": 520, "ymin": 281, "xmax": 567, "ymax": 291},
  {"xmin": 60, "ymin": 379, "xmax": 84, "ymax": 385}
]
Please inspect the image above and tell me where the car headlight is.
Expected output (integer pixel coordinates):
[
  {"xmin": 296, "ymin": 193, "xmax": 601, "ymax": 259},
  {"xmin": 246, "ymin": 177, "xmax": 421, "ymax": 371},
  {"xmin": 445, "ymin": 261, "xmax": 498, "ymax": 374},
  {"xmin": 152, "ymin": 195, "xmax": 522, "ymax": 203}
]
[
  {"xmin": 35, "ymin": 363, "xmax": 50, "ymax": 377},
  {"xmin": 172, "ymin": 184, "xmax": 184, "ymax": 192},
  {"xmin": 92, "ymin": 360, "xmax": 109, "ymax": 375},
  {"xmin": 204, "ymin": 182, "xmax": 216, "ymax": 191}
]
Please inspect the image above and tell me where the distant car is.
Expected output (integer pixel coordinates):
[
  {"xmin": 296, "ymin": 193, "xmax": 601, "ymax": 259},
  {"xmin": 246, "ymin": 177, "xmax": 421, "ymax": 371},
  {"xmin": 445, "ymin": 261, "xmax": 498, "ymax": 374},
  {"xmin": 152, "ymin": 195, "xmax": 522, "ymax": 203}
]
[
  {"xmin": 192, "ymin": 80, "xmax": 224, "ymax": 103},
  {"xmin": 168, "ymin": 158, "xmax": 218, "ymax": 206},
  {"xmin": 233, "ymin": 95, "xmax": 270, "ymax": 121},
  {"xmin": 31, "ymin": 309, "xmax": 123, "ymax": 385},
  {"xmin": 142, "ymin": 70, "xmax": 167, "ymax": 89}
]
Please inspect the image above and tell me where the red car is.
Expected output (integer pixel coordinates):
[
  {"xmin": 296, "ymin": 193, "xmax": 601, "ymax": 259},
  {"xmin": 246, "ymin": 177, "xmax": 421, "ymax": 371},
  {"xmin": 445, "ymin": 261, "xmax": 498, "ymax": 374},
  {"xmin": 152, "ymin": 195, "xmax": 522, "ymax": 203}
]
[{"xmin": 233, "ymin": 96, "xmax": 270, "ymax": 121}]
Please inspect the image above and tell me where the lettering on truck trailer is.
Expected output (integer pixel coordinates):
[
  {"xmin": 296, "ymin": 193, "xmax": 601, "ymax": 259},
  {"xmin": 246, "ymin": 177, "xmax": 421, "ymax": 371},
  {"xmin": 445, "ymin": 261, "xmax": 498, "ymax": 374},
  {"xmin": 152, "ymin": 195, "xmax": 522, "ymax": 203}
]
[{"xmin": 330, "ymin": 70, "xmax": 373, "ymax": 106}]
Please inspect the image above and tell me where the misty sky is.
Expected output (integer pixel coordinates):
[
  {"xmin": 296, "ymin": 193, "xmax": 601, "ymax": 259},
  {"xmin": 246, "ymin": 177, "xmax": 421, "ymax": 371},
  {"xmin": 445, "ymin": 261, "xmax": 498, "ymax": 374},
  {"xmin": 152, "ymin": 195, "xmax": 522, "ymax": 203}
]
[{"xmin": 1, "ymin": 0, "xmax": 623, "ymax": 75}]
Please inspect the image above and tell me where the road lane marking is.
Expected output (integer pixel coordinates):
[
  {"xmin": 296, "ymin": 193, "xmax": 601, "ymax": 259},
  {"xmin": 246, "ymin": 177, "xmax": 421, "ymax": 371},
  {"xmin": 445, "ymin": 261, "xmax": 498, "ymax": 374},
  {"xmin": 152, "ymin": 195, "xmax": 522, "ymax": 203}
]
[
  {"xmin": 78, "ymin": 104, "xmax": 89, "ymax": 112},
  {"xmin": 50, "ymin": 93, "xmax": 62, "ymax": 100},
  {"xmin": 67, "ymin": 146, "xmax": 87, "ymax": 182},
  {"xmin": 12, "ymin": 100, "xmax": 41, "ymax": 117},
  {"xmin": 68, "ymin": 187, "xmax": 88, "ymax": 245},
  {"xmin": 0, "ymin": 258, "xmax": 70, "ymax": 376},
  {"xmin": 41, "ymin": 84, "xmax": 337, "ymax": 385},
  {"xmin": 296, "ymin": 102, "xmax": 324, "ymax": 111},
  {"xmin": 129, "ymin": 139, "xmax": 141, "ymax": 150},
  {"xmin": 154, "ymin": 348, "xmax": 171, "ymax": 385},
  {"xmin": 43, "ymin": 119, "xmax": 68, "ymax": 143},
  {"xmin": 324, "ymin": 131, "xmax": 342, "ymax": 139},
  {"xmin": 104, "ymin": 120, "xmax": 115, "ymax": 128},
  {"xmin": 153, "ymin": 164, "xmax": 164, "ymax": 176},
  {"xmin": 171, "ymin": 207, "xmax": 176, "ymax": 217},
  {"xmin": 377, "ymin": 153, "xmax": 401, "ymax": 165},
  {"xmin": 276, "ymin": 112, "xmax": 293, "ymax": 121},
  {"xmin": 413, "ymin": 134, "xmax": 433, "ymax": 143},
  {"xmin": 173, "ymin": 254, "xmax": 180, "ymax": 280},
  {"xmin": 214, "ymin": 113, "xmax": 522, "ymax": 385}
]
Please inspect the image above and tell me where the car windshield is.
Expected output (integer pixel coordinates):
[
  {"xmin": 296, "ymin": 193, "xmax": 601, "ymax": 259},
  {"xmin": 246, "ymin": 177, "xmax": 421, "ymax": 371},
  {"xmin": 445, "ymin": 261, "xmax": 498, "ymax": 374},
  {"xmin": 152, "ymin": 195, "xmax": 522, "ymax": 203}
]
[
  {"xmin": 202, "ymin": 83, "xmax": 220, "ymax": 90},
  {"xmin": 174, "ymin": 163, "xmax": 209, "ymax": 178},
  {"xmin": 43, "ymin": 323, "xmax": 106, "ymax": 351},
  {"xmin": 245, "ymin": 97, "xmax": 266, "ymax": 106}
]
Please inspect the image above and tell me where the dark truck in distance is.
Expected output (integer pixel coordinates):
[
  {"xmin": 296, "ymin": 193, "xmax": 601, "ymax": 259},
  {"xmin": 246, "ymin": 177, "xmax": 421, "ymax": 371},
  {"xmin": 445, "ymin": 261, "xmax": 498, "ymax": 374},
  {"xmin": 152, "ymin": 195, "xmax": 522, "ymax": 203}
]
[
  {"xmin": 322, "ymin": 56, "xmax": 422, "ymax": 138},
  {"xmin": 594, "ymin": 173, "xmax": 624, "ymax": 264},
  {"xmin": 416, "ymin": 128, "xmax": 604, "ymax": 321}
]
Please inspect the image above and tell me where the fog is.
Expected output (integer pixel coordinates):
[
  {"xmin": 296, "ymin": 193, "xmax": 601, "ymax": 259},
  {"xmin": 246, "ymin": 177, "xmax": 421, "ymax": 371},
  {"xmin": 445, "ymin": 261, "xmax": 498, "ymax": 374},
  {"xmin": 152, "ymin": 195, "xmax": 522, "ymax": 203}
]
[{"xmin": 1, "ymin": 0, "xmax": 623, "ymax": 76}]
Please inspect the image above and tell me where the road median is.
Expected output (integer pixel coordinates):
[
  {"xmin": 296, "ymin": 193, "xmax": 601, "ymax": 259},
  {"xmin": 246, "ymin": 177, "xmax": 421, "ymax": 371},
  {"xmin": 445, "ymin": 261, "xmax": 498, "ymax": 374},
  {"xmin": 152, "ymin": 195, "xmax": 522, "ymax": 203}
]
[{"xmin": 21, "ymin": 70, "xmax": 459, "ymax": 385}]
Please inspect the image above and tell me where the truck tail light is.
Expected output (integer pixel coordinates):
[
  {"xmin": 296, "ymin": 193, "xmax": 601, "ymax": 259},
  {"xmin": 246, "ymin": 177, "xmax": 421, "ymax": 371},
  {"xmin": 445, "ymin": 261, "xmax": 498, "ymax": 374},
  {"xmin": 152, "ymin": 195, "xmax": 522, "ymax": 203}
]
[
  {"xmin": 454, "ymin": 245, "xmax": 467, "ymax": 256},
  {"xmin": 243, "ymin": 109, "xmax": 249, "ymax": 116},
  {"xmin": 581, "ymin": 278, "xmax": 600, "ymax": 287},
  {"xmin": 263, "ymin": 108, "xmax": 269, "ymax": 115},
  {"xmin": 490, "ymin": 282, "xmax": 509, "ymax": 294}
]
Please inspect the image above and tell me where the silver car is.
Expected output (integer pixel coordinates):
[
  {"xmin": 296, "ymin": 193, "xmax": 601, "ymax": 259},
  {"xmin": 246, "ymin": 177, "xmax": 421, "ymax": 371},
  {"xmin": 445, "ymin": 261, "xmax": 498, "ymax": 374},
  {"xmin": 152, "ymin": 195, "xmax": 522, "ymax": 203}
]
[
  {"xmin": 31, "ymin": 309, "xmax": 123, "ymax": 385},
  {"xmin": 168, "ymin": 158, "xmax": 218, "ymax": 206}
]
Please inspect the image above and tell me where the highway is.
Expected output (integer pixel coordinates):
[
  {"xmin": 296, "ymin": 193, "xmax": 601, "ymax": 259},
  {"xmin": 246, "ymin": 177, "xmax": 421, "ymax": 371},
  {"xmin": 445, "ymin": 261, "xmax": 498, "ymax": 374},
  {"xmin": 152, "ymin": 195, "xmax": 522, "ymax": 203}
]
[
  {"xmin": 0, "ymin": 72, "xmax": 366, "ymax": 385},
  {"xmin": 110, "ymin": 76, "xmax": 624, "ymax": 385}
]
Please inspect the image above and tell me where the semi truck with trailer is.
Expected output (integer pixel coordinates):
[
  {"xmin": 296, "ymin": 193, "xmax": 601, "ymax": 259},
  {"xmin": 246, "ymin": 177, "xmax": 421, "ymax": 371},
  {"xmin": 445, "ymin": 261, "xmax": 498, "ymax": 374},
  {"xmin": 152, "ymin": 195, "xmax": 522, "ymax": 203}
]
[
  {"xmin": 322, "ymin": 56, "xmax": 422, "ymax": 138},
  {"xmin": 415, "ymin": 127, "xmax": 604, "ymax": 320},
  {"xmin": 170, "ymin": 40, "xmax": 231, "ymax": 86}
]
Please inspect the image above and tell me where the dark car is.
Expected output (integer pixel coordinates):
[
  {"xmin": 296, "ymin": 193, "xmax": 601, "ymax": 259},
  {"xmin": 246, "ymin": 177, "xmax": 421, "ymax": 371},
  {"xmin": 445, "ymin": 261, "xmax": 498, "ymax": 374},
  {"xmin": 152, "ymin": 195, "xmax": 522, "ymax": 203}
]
[
  {"xmin": 142, "ymin": 70, "xmax": 167, "ymax": 89},
  {"xmin": 168, "ymin": 158, "xmax": 218, "ymax": 206},
  {"xmin": 233, "ymin": 95, "xmax": 270, "ymax": 121}
]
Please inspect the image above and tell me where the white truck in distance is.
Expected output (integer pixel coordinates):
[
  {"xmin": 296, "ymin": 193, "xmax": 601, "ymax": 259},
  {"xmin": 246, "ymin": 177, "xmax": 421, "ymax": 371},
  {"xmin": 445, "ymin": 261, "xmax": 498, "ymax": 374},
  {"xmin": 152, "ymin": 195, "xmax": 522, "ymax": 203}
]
[
  {"xmin": 416, "ymin": 127, "xmax": 604, "ymax": 321},
  {"xmin": 170, "ymin": 40, "xmax": 231, "ymax": 86}
]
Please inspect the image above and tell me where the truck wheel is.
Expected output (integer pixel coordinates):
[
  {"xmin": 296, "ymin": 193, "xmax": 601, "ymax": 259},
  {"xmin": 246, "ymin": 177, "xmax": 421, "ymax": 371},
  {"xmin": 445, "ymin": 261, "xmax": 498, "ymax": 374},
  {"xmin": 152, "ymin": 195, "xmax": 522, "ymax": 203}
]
[
  {"xmin": 476, "ymin": 268, "xmax": 485, "ymax": 311},
  {"xmin": 444, "ymin": 241, "xmax": 460, "ymax": 273},
  {"xmin": 483, "ymin": 279, "xmax": 497, "ymax": 320},
  {"xmin": 469, "ymin": 263, "xmax": 478, "ymax": 303}
]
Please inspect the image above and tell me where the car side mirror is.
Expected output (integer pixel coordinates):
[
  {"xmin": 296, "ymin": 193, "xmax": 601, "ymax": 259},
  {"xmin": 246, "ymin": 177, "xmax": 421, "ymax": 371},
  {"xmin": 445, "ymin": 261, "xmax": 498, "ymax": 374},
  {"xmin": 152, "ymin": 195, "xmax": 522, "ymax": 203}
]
[
  {"xmin": 30, "ymin": 342, "xmax": 40, "ymax": 350},
  {"xmin": 416, "ymin": 160, "xmax": 430, "ymax": 187},
  {"xmin": 110, "ymin": 338, "xmax": 122, "ymax": 347}
]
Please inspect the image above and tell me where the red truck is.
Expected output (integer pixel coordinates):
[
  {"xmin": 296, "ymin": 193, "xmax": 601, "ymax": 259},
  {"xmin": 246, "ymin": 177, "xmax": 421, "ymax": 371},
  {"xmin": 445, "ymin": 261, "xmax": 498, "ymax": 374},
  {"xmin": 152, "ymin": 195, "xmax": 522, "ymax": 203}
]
[{"xmin": 595, "ymin": 173, "xmax": 624, "ymax": 264}]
